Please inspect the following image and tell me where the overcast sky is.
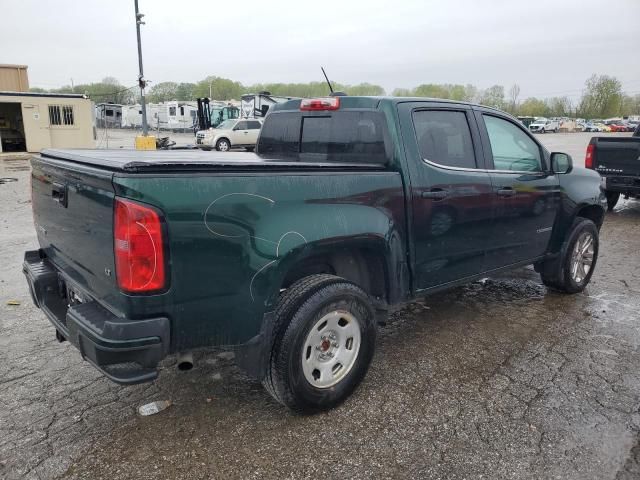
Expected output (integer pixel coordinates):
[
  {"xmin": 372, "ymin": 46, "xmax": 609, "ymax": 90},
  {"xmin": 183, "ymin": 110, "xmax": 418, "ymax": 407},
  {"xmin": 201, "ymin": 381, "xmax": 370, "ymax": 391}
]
[{"xmin": 2, "ymin": 0, "xmax": 639, "ymax": 100}]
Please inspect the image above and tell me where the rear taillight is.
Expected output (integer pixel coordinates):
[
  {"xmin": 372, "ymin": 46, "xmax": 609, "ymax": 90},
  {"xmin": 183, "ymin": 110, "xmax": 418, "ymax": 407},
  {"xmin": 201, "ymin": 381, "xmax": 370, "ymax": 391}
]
[
  {"xmin": 300, "ymin": 97, "xmax": 340, "ymax": 111},
  {"xmin": 114, "ymin": 198, "xmax": 166, "ymax": 293},
  {"xmin": 585, "ymin": 144, "xmax": 595, "ymax": 169}
]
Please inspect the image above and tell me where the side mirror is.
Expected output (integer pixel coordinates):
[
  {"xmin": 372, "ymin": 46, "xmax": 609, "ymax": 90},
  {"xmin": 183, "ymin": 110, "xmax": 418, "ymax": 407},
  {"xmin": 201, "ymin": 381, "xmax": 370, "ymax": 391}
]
[{"xmin": 550, "ymin": 152, "xmax": 573, "ymax": 174}]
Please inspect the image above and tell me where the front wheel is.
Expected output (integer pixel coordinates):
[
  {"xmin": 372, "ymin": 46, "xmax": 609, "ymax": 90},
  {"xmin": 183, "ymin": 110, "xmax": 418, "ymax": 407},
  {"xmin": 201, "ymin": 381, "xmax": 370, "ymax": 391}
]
[
  {"xmin": 540, "ymin": 218, "xmax": 599, "ymax": 293},
  {"xmin": 263, "ymin": 274, "xmax": 376, "ymax": 413},
  {"xmin": 215, "ymin": 138, "xmax": 230, "ymax": 152}
]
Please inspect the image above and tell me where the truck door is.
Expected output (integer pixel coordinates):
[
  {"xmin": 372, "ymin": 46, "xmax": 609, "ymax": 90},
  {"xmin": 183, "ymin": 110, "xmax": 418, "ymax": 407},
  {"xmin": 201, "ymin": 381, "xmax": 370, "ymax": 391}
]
[
  {"xmin": 473, "ymin": 109, "xmax": 560, "ymax": 269},
  {"xmin": 398, "ymin": 102, "xmax": 494, "ymax": 290}
]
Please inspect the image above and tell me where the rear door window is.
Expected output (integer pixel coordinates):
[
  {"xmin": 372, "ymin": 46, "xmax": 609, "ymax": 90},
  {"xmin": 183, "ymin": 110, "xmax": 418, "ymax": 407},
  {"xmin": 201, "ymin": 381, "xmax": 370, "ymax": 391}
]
[
  {"xmin": 412, "ymin": 110, "xmax": 477, "ymax": 169},
  {"xmin": 247, "ymin": 121, "xmax": 262, "ymax": 129}
]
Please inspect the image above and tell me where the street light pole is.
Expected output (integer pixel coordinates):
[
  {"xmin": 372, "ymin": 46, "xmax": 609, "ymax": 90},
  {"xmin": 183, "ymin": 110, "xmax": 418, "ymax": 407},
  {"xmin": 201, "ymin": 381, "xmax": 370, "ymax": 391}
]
[{"xmin": 134, "ymin": 0, "xmax": 148, "ymax": 136}]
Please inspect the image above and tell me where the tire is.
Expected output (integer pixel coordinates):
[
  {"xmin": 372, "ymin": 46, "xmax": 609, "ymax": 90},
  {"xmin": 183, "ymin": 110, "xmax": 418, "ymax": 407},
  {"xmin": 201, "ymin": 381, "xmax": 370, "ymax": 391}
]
[
  {"xmin": 540, "ymin": 218, "xmax": 599, "ymax": 293},
  {"xmin": 245, "ymin": 146, "xmax": 255, "ymax": 152},
  {"xmin": 215, "ymin": 138, "xmax": 230, "ymax": 152},
  {"xmin": 605, "ymin": 191, "xmax": 620, "ymax": 211},
  {"xmin": 262, "ymin": 274, "xmax": 376, "ymax": 413}
]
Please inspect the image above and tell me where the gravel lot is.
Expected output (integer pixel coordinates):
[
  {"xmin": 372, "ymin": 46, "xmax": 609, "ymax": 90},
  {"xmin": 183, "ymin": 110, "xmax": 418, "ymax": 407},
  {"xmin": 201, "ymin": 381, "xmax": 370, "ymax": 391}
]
[{"xmin": 1, "ymin": 132, "xmax": 639, "ymax": 479}]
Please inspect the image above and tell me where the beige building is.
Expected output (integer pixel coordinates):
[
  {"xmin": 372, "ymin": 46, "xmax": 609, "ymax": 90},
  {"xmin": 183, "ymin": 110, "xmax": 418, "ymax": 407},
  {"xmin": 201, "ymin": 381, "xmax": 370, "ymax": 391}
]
[
  {"xmin": 0, "ymin": 92, "xmax": 96, "ymax": 153},
  {"xmin": 0, "ymin": 64, "xmax": 29, "ymax": 92}
]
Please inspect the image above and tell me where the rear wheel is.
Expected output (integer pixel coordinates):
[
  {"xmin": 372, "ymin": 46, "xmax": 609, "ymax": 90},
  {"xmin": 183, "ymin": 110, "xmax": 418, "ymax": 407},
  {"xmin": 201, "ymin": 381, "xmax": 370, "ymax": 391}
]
[
  {"xmin": 263, "ymin": 274, "xmax": 376, "ymax": 413},
  {"xmin": 540, "ymin": 218, "xmax": 599, "ymax": 293},
  {"xmin": 605, "ymin": 191, "xmax": 620, "ymax": 211}
]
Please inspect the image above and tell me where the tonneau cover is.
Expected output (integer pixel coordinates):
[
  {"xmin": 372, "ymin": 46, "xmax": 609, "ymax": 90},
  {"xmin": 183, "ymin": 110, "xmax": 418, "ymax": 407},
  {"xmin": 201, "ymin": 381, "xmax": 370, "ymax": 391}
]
[{"xmin": 39, "ymin": 149, "xmax": 386, "ymax": 173}]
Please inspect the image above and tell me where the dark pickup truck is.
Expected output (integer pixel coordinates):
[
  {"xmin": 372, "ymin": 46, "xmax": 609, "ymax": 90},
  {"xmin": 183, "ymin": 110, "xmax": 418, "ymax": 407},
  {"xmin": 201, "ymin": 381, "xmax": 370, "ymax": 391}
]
[
  {"xmin": 24, "ymin": 96, "xmax": 606, "ymax": 412},
  {"xmin": 587, "ymin": 127, "xmax": 640, "ymax": 210}
]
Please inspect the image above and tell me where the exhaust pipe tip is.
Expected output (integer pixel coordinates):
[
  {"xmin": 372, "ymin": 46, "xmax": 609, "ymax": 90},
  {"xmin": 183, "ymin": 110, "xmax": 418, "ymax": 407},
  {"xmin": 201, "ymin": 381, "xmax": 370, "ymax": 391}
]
[{"xmin": 177, "ymin": 352, "xmax": 194, "ymax": 371}]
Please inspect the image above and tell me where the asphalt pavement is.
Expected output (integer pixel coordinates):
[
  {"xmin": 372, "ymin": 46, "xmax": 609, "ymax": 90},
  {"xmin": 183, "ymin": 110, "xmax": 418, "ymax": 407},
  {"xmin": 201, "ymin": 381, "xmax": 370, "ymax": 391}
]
[{"xmin": 1, "ymin": 132, "xmax": 639, "ymax": 479}]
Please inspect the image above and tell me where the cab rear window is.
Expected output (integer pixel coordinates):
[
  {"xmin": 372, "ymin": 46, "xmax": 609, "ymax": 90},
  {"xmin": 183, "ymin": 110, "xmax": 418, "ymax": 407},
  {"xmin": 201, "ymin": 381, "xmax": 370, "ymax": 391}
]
[{"xmin": 258, "ymin": 111, "xmax": 389, "ymax": 163}]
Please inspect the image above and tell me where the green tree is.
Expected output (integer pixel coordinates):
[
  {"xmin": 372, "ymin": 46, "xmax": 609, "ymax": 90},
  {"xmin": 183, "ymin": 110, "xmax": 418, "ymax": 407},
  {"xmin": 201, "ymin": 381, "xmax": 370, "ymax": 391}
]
[
  {"xmin": 578, "ymin": 74, "xmax": 623, "ymax": 118},
  {"xmin": 147, "ymin": 81, "xmax": 178, "ymax": 103},
  {"xmin": 518, "ymin": 98, "xmax": 548, "ymax": 117},
  {"xmin": 507, "ymin": 84, "xmax": 520, "ymax": 115},
  {"xmin": 175, "ymin": 82, "xmax": 196, "ymax": 101},
  {"xmin": 479, "ymin": 85, "xmax": 505, "ymax": 110},
  {"xmin": 391, "ymin": 88, "xmax": 413, "ymax": 97},
  {"xmin": 194, "ymin": 76, "xmax": 244, "ymax": 100},
  {"xmin": 545, "ymin": 96, "xmax": 572, "ymax": 117}
]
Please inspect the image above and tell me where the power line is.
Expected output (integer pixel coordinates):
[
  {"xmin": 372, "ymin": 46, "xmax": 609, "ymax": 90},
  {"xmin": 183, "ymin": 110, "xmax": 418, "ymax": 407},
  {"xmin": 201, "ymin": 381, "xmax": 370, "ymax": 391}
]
[{"xmin": 86, "ymin": 85, "xmax": 138, "ymax": 98}]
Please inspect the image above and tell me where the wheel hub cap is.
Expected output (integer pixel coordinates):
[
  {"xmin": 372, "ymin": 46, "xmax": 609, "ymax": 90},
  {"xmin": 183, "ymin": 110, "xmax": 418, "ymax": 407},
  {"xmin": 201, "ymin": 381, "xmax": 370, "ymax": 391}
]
[
  {"xmin": 571, "ymin": 231, "xmax": 594, "ymax": 284},
  {"xmin": 302, "ymin": 311, "xmax": 361, "ymax": 389}
]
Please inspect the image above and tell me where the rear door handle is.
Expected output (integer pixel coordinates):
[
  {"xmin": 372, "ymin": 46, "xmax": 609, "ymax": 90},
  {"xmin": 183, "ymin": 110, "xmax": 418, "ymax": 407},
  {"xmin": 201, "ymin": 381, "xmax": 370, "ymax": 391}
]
[
  {"xmin": 497, "ymin": 187, "xmax": 516, "ymax": 197},
  {"xmin": 421, "ymin": 189, "xmax": 449, "ymax": 200}
]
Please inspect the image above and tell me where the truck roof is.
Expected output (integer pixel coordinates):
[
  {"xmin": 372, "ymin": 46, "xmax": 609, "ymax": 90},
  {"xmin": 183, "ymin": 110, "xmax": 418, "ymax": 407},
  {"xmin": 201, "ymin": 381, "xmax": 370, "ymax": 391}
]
[
  {"xmin": 38, "ymin": 149, "xmax": 386, "ymax": 173},
  {"xmin": 270, "ymin": 95, "xmax": 506, "ymax": 115}
]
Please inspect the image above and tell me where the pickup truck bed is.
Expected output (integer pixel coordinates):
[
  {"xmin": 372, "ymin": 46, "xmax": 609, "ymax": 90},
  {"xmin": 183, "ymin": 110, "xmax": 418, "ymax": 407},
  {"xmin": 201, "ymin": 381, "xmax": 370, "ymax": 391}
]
[{"xmin": 25, "ymin": 148, "xmax": 402, "ymax": 384}]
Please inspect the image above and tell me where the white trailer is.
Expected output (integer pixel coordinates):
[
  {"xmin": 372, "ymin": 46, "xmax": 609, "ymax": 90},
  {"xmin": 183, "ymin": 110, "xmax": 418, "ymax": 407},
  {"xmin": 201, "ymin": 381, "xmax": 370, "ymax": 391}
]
[
  {"xmin": 155, "ymin": 102, "xmax": 198, "ymax": 131},
  {"xmin": 240, "ymin": 92, "xmax": 294, "ymax": 119}
]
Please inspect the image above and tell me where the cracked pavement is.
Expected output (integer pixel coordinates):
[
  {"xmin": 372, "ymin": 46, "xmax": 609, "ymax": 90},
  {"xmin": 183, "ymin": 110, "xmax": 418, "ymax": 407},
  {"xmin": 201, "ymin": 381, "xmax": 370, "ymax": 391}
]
[{"xmin": 1, "ymin": 134, "xmax": 640, "ymax": 479}]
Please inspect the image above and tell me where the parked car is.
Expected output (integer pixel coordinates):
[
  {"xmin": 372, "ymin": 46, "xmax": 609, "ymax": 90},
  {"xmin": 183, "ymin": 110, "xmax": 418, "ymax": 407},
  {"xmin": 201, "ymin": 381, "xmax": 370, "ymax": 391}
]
[
  {"xmin": 586, "ymin": 134, "xmax": 640, "ymax": 210},
  {"xmin": 608, "ymin": 123, "xmax": 628, "ymax": 133},
  {"xmin": 196, "ymin": 118, "xmax": 263, "ymax": 151},
  {"xmin": 592, "ymin": 123, "xmax": 612, "ymax": 132},
  {"xmin": 529, "ymin": 118, "xmax": 559, "ymax": 133},
  {"xmin": 24, "ymin": 96, "xmax": 606, "ymax": 412}
]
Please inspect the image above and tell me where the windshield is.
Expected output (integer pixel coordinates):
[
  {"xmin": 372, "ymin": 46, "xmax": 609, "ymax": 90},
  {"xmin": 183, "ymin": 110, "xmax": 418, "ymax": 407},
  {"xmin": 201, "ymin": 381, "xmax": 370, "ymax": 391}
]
[{"xmin": 216, "ymin": 120, "xmax": 236, "ymax": 130}]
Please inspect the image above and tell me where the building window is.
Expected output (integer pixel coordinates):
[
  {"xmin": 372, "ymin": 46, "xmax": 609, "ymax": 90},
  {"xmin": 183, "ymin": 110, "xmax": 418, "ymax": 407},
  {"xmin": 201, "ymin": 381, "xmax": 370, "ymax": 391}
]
[
  {"xmin": 62, "ymin": 106, "xmax": 74, "ymax": 125},
  {"xmin": 48, "ymin": 105, "xmax": 62, "ymax": 125},
  {"xmin": 49, "ymin": 105, "xmax": 75, "ymax": 126},
  {"xmin": 169, "ymin": 106, "xmax": 176, "ymax": 116}
]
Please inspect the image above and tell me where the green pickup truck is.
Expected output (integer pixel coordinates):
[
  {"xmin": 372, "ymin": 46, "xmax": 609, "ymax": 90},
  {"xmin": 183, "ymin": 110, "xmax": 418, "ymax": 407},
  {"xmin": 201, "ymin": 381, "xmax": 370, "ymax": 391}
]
[{"xmin": 24, "ymin": 96, "xmax": 606, "ymax": 412}]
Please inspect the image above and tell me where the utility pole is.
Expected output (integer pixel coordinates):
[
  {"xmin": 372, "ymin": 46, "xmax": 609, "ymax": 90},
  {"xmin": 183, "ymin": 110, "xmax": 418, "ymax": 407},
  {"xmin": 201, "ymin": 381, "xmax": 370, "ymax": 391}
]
[
  {"xmin": 209, "ymin": 82, "xmax": 213, "ymax": 99},
  {"xmin": 135, "ymin": 0, "xmax": 149, "ymax": 136}
]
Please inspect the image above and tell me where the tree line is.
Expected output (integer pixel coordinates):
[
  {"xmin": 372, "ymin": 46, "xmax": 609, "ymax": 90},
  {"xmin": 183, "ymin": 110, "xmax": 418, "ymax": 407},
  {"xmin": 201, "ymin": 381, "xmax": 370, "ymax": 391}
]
[{"xmin": 31, "ymin": 74, "xmax": 639, "ymax": 119}]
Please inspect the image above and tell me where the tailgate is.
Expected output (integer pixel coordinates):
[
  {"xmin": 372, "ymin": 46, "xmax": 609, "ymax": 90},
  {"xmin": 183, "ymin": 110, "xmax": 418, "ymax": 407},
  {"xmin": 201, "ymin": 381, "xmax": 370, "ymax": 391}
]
[
  {"xmin": 592, "ymin": 137, "xmax": 640, "ymax": 176},
  {"xmin": 31, "ymin": 155, "xmax": 117, "ymax": 302}
]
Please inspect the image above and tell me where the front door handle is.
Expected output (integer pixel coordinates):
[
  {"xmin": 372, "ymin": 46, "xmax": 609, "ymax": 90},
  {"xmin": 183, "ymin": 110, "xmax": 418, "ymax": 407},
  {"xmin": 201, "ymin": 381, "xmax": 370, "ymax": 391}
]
[
  {"xmin": 421, "ymin": 189, "xmax": 449, "ymax": 200},
  {"xmin": 497, "ymin": 187, "xmax": 516, "ymax": 197}
]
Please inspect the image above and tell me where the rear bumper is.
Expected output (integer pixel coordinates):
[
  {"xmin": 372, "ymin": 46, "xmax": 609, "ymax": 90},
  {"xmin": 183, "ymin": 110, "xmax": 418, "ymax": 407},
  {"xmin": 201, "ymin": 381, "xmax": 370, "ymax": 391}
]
[
  {"xmin": 603, "ymin": 176, "xmax": 640, "ymax": 195},
  {"xmin": 23, "ymin": 250, "xmax": 170, "ymax": 385}
]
